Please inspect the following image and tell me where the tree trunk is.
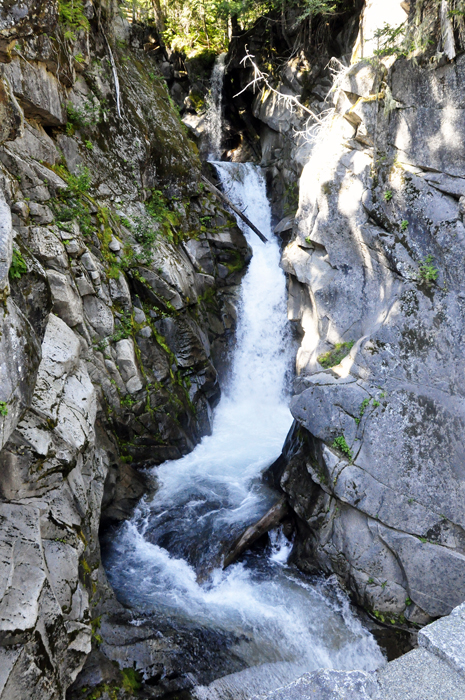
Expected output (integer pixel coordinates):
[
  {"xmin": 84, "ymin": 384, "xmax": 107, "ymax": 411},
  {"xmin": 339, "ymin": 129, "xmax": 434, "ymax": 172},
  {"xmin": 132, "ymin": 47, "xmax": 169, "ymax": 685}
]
[{"xmin": 151, "ymin": 0, "xmax": 166, "ymax": 35}]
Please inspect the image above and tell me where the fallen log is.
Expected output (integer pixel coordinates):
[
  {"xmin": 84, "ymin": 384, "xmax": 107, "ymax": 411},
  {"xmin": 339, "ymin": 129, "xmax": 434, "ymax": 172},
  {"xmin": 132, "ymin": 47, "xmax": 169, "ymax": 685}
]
[
  {"xmin": 222, "ymin": 496, "xmax": 289, "ymax": 568},
  {"xmin": 200, "ymin": 175, "xmax": 268, "ymax": 244}
]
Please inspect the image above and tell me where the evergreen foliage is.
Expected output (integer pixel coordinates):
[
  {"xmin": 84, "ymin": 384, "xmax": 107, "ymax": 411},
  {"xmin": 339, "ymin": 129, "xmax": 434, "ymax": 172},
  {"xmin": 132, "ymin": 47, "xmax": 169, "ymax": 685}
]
[{"xmin": 119, "ymin": 0, "xmax": 345, "ymax": 56}]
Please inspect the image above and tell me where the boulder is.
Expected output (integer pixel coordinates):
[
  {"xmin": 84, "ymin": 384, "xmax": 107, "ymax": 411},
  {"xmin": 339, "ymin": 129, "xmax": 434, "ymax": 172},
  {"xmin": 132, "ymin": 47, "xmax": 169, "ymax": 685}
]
[{"xmin": 47, "ymin": 270, "xmax": 84, "ymax": 328}]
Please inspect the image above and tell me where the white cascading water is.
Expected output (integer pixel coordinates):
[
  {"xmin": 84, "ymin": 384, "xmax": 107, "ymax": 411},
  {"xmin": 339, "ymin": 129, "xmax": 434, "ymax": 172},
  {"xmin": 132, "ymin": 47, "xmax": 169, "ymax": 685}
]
[
  {"xmin": 103, "ymin": 163, "xmax": 385, "ymax": 696},
  {"xmin": 206, "ymin": 53, "xmax": 227, "ymax": 159}
]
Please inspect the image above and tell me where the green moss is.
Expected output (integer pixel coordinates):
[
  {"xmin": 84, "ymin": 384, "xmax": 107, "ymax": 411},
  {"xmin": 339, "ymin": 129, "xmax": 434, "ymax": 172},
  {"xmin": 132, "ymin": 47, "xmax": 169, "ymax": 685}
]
[
  {"xmin": 90, "ymin": 616, "xmax": 103, "ymax": 645},
  {"xmin": 224, "ymin": 249, "xmax": 246, "ymax": 274},
  {"xmin": 121, "ymin": 667, "xmax": 142, "ymax": 693},
  {"xmin": 318, "ymin": 341, "xmax": 354, "ymax": 368}
]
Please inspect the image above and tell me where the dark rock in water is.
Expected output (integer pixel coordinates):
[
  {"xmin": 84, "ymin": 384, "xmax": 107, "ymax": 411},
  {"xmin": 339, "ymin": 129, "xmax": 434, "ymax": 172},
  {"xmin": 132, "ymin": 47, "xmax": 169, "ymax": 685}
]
[
  {"xmin": 67, "ymin": 613, "xmax": 249, "ymax": 699},
  {"xmin": 223, "ymin": 497, "xmax": 289, "ymax": 568}
]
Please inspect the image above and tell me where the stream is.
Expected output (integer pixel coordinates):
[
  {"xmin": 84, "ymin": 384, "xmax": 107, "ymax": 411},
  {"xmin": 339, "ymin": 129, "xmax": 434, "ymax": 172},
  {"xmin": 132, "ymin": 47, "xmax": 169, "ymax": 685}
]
[{"xmin": 102, "ymin": 162, "xmax": 385, "ymax": 696}]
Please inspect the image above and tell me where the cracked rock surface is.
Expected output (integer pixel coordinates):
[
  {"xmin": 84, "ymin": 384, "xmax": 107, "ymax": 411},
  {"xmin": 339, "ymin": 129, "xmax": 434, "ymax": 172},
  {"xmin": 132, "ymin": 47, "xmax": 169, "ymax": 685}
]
[{"xmin": 276, "ymin": 37, "xmax": 465, "ymax": 625}]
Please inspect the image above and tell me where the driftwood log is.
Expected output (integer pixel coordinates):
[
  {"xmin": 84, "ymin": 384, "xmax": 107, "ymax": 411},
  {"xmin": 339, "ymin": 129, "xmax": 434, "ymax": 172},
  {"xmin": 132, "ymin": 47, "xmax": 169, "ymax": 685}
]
[
  {"xmin": 201, "ymin": 175, "xmax": 268, "ymax": 243},
  {"xmin": 222, "ymin": 496, "xmax": 289, "ymax": 568}
]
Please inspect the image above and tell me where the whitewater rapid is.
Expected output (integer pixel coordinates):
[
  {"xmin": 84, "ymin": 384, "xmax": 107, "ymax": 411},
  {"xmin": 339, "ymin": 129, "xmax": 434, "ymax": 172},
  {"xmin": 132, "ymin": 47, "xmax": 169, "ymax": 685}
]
[{"xmin": 103, "ymin": 163, "xmax": 384, "ymax": 690}]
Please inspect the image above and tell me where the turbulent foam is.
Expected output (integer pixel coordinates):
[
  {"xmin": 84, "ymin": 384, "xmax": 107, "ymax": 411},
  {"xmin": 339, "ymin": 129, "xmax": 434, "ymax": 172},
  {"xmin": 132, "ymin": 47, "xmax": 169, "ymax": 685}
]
[{"xmin": 103, "ymin": 163, "xmax": 384, "ymax": 688}]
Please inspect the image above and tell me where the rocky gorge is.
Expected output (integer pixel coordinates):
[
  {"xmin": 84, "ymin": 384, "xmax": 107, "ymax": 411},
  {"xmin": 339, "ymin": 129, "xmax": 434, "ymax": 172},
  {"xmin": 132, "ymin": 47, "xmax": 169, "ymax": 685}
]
[{"xmin": 1, "ymin": 0, "xmax": 465, "ymax": 698}]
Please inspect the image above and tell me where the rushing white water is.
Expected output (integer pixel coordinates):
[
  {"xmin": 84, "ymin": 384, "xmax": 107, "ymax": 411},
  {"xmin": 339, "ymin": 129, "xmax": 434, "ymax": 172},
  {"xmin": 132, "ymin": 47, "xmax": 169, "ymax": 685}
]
[
  {"xmin": 205, "ymin": 53, "xmax": 227, "ymax": 158},
  {"xmin": 103, "ymin": 163, "xmax": 384, "ymax": 693}
]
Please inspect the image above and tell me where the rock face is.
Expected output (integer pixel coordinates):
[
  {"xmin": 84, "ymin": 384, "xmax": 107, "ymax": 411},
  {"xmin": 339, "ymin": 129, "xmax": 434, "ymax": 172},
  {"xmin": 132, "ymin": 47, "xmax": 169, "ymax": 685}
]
[
  {"xmin": 277, "ymin": 2, "xmax": 465, "ymax": 626},
  {"xmin": 0, "ymin": 4, "xmax": 250, "ymax": 698}
]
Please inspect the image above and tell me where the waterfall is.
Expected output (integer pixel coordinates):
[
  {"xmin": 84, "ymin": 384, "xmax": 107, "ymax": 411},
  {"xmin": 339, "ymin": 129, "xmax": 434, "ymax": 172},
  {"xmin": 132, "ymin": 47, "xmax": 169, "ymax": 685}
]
[
  {"xmin": 103, "ymin": 164, "xmax": 384, "ymax": 695},
  {"xmin": 205, "ymin": 53, "xmax": 227, "ymax": 159}
]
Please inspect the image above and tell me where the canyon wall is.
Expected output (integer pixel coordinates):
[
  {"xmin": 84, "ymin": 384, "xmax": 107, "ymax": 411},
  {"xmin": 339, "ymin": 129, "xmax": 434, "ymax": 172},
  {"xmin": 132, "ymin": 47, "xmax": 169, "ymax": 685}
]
[
  {"xmin": 273, "ymin": 0, "xmax": 465, "ymax": 628},
  {"xmin": 0, "ymin": 2, "xmax": 250, "ymax": 697}
]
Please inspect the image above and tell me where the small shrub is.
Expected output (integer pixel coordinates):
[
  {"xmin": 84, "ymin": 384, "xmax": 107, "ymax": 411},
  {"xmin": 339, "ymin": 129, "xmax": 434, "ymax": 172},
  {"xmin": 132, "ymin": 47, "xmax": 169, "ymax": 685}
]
[
  {"xmin": 318, "ymin": 341, "xmax": 354, "ymax": 369},
  {"xmin": 133, "ymin": 216, "xmax": 158, "ymax": 261},
  {"xmin": 67, "ymin": 98, "xmax": 100, "ymax": 129},
  {"xmin": 146, "ymin": 189, "xmax": 168, "ymax": 223},
  {"xmin": 58, "ymin": 0, "xmax": 90, "ymax": 34},
  {"xmin": 401, "ymin": 219, "xmax": 409, "ymax": 231},
  {"xmin": 9, "ymin": 248, "xmax": 27, "ymax": 279},
  {"xmin": 355, "ymin": 397, "xmax": 370, "ymax": 425},
  {"xmin": 332, "ymin": 435, "xmax": 353, "ymax": 460},
  {"xmin": 67, "ymin": 166, "xmax": 92, "ymax": 194},
  {"xmin": 107, "ymin": 264, "xmax": 121, "ymax": 280},
  {"xmin": 418, "ymin": 254, "xmax": 438, "ymax": 285},
  {"xmin": 120, "ymin": 394, "xmax": 137, "ymax": 408},
  {"xmin": 0, "ymin": 401, "xmax": 8, "ymax": 416},
  {"xmin": 384, "ymin": 190, "xmax": 393, "ymax": 202},
  {"xmin": 111, "ymin": 313, "xmax": 133, "ymax": 342}
]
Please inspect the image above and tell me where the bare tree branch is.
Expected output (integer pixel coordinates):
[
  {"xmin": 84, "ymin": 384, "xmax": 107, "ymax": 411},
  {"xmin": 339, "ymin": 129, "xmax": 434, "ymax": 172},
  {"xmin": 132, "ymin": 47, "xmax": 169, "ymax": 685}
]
[{"xmin": 233, "ymin": 47, "xmax": 324, "ymax": 126}]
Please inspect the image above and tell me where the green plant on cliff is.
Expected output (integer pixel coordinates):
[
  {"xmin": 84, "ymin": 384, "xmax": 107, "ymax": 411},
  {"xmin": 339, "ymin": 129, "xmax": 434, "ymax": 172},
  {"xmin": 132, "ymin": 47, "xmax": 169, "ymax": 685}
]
[
  {"xmin": 121, "ymin": 667, "xmax": 142, "ymax": 693},
  {"xmin": 67, "ymin": 165, "xmax": 92, "ymax": 194},
  {"xmin": 332, "ymin": 435, "xmax": 352, "ymax": 460},
  {"xmin": 296, "ymin": 0, "xmax": 343, "ymax": 22},
  {"xmin": 0, "ymin": 402, "xmax": 8, "ymax": 417},
  {"xmin": 58, "ymin": 0, "xmax": 90, "ymax": 39},
  {"xmin": 67, "ymin": 98, "xmax": 101, "ymax": 130},
  {"xmin": 418, "ymin": 254, "xmax": 439, "ymax": 285},
  {"xmin": 318, "ymin": 341, "xmax": 354, "ymax": 368},
  {"xmin": 355, "ymin": 397, "xmax": 371, "ymax": 425},
  {"xmin": 8, "ymin": 248, "xmax": 27, "ymax": 280}
]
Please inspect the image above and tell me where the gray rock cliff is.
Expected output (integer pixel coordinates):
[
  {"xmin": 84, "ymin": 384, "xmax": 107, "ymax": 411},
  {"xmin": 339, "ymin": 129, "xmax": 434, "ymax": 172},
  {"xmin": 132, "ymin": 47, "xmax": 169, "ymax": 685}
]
[{"xmin": 274, "ymin": 0, "xmax": 465, "ymax": 628}]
